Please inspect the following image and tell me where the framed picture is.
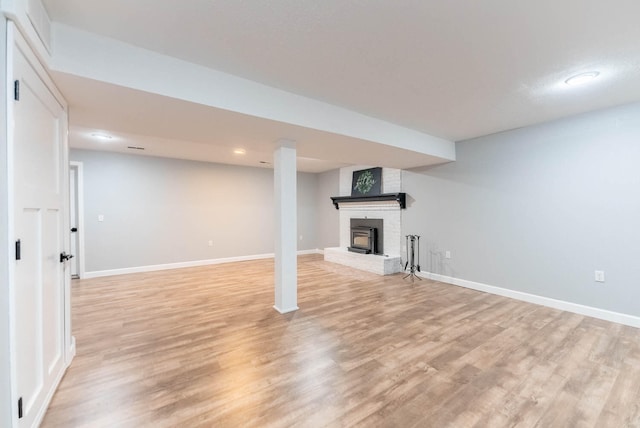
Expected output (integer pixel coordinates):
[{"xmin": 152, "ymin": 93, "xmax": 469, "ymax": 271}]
[{"xmin": 351, "ymin": 167, "xmax": 382, "ymax": 196}]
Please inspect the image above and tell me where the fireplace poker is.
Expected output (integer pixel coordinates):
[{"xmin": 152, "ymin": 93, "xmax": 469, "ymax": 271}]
[
  {"xmin": 403, "ymin": 235, "xmax": 422, "ymax": 282},
  {"xmin": 416, "ymin": 235, "xmax": 421, "ymax": 272}
]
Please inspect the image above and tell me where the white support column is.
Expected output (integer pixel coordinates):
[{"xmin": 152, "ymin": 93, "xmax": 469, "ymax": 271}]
[{"xmin": 273, "ymin": 140, "xmax": 298, "ymax": 313}]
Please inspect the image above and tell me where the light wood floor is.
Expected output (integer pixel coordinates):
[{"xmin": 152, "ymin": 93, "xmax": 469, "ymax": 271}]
[{"xmin": 42, "ymin": 254, "xmax": 640, "ymax": 427}]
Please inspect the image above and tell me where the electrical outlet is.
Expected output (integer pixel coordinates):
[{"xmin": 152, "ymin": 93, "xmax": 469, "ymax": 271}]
[
  {"xmin": 445, "ymin": 251, "xmax": 451, "ymax": 259},
  {"xmin": 594, "ymin": 270, "xmax": 605, "ymax": 283},
  {"xmin": 98, "ymin": 214, "xmax": 104, "ymax": 222},
  {"xmin": 299, "ymin": 235, "xmax": 303, "ymax": 241},
  {"xmin": 208, "ymin": 240, "xmax": 213, "ymax": 247}
]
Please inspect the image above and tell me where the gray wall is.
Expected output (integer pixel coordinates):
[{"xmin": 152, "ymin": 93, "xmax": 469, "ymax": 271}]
[
  {"xmin": 71, "ymin": 150, "xmax": 319, "ymax": 272},
  {"xmin": 297, "ymin": 171, "xmax": 319, "ymax": 249},
  {"xmin": 316, "ymin": 169, "xmax": 340, "ymax": 249},
  {"xmin": 403, "ymin": 102, "xmax": 640, "ymax": 317}
]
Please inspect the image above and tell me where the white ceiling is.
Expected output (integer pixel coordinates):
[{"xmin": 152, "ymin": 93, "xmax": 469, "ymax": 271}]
[{"xmin": 42, "ymin": 0, "xmax": 640, "ymax": 170}]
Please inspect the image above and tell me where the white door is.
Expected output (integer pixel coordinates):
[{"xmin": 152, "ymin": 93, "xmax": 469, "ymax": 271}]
[
  {"xmin": 11, "ymin": 28, "xmax": 68, "ymax": 428},
  {"xmin": 69, "ymin": 166, "xmax": 79, "ymax": 278}
]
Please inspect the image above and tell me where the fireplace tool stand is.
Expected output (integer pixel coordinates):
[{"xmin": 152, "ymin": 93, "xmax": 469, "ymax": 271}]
[{"xmin": 403, "ymin": 235, "xmax": 422, "ymax": 282}]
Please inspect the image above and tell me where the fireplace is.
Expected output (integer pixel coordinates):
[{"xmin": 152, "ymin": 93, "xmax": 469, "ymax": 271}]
[
  {"xmin": 324, "ymin": 167, "xmax": 404, "ymax": 274},
  {"xmin": 348, "ymin": 218, "xmax": 383, "ymax": 255},
  {"xmin": 350, "ymin": 226, "xmax": 376, "ymax": 254}
]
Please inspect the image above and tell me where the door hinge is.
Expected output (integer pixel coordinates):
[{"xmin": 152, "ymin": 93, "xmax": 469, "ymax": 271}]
[
  {"xmin": 14, "ymin": 80, "xmax": 20, "ymax": 101},
  {"xmin": 18, "ymin": 396, "xmax": 23, "ymax": 419},
  {"xmin": 15, "ymin": 239, "xmax": 21, "ymax": 261}
]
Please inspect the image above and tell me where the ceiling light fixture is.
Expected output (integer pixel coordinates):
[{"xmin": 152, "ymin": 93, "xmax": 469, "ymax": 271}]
[
  {"xmin": 233, "ymin": 148, "xmax": 246, "ymax": 155},
  {"xmin": 565, "ymin": 71, "xmax": 600, "ymax": 86},
  {"xmin": 91, "ymin": 132, "xmax": 113, "ymax": 141}
]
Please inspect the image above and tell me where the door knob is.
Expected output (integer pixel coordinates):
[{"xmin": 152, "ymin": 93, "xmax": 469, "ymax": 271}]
[{"xmin": 60, "ymin": 252, "xmax": 74, "ymax": 263}]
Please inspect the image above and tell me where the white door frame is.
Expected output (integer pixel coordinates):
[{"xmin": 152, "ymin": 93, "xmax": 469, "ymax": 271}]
[
  {"xmin": 1, "ymin": 15, "xmax": 13, "ymax": 428},
  {"xmin": 70, "ymin": 161, "xmax": 86, "ymax": 279}
]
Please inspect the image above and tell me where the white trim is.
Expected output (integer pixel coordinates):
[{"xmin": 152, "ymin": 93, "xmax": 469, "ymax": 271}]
[
  {"xmin": 273, "ymin": 305, "xmax": 299, "ymax": 314},
  {"xmin": 297, "ymin": 248, "xmax": 322, "ymax": 255},
  {"xmin": 84, "ymin": 253, "xmax": 274, "ymax": 278},
  {"xmin": 31, "ymin": 360, "xmax": 66, "ymax": 428},
  {"xmin": 418, "ymin": 271, "xmax": 640, "ymax": 329},
  {"xmin": 1, "ymin": 0, "xmax": 53, "ymax": 69},
  {"xmin": 6, "ymin": 21, "xmax": 18, "ymax": 428},
  {"xmin": 69, "ymin": 161, "xmax": 85, "ymax": 278},
  {"xmin": 66, "ymin": 336, "xmax": 76, "ymax": 365},
  {"xmin": 83, "ymin": 249, "xmax": 323, "ymax": 279}
]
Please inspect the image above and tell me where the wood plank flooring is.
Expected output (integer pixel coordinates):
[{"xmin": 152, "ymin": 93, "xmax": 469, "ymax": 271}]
[{"xmin": 41, "ymin": 254, "xmax": 640, "ymax": 427}]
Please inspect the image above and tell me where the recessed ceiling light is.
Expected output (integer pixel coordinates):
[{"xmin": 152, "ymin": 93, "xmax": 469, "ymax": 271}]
[
  {"xmin": 233, "ymin": 148, "xmax": 246, "ymax": 155},
  {"xmin": 565, "ymin": 71, "xmax": 600, "ymax": 86},
  {"xmin": 91, "ymin": 133, "xmax": 113, "ymax": 141}
]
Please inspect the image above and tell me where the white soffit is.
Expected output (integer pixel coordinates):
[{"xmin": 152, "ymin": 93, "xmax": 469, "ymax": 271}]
[
  {"xmin": 50, "ymin": 24, "xmax": 455, "ymax": 169},
  {"xmin": 58, "ymin": 74, "xmax": 450, "ymax": 172}
]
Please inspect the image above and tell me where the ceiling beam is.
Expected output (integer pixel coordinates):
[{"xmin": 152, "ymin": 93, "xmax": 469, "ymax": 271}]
[{"xmin": 50, "ymin": 23, "xmax": 455, "ymax": 163}]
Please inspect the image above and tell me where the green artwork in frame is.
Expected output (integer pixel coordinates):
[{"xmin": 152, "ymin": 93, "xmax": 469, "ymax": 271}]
[{"xmin": 351, "ymin": 167, "xmax": 382, "ymax": 196}]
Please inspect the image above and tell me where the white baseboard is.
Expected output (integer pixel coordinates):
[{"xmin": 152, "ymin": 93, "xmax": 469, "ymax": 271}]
[
  {"xmin": 297, "ymin": 249, "xmax": 323, "ymax": 255},
  {"xmin": 83, "ymin": 249, "xmax": 323, "ymax": 279},
  {"xmin": 418, "ymin": 271, "xmax": 640, "ymax": 329},
  {"xmin": 33, "ymin": 351, "xmax": 69, "ymax": 428},
  {"xmin": 66, "ymin": 336, "xmax": 76, "ymax": 365},
  {"xmin": 273, "ymin": 305, "xmax": 300, "ymax": 314}
]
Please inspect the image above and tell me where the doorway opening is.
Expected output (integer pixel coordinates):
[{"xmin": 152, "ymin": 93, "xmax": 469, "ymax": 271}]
[{"xmin": 70, "ymin": 161, "xmax": 85, "ymax": 279}]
